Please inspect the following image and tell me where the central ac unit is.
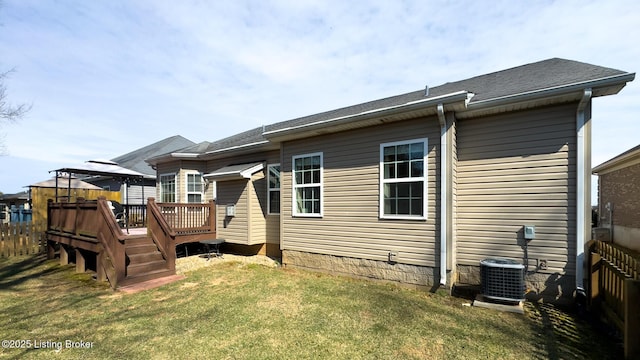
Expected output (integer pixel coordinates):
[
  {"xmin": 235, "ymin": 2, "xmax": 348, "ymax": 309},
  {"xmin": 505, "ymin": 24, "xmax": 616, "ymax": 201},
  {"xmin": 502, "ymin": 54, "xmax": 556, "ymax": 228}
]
[{"xmin": 480, "ymin": 258, "xmax": 525, "ymax": 302}]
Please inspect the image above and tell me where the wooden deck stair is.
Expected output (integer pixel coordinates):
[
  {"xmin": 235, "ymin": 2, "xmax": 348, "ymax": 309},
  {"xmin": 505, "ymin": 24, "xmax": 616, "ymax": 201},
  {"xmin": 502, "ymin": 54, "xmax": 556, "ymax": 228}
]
[{"xmin": 120, "ymin": 236, "xmax": 174, "ymax": 287}]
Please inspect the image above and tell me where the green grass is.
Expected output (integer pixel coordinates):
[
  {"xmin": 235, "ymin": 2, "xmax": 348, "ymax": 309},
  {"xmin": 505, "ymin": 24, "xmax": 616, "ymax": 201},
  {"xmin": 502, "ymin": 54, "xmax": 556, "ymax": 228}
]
[{"xmin": 0, "ymin": 255, "xmax": 621, "ymax": 359}]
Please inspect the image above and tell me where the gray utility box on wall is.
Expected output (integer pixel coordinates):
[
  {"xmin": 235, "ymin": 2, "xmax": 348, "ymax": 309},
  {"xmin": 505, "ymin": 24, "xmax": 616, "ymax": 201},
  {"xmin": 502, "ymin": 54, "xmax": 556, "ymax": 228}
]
[{"xmin": 480, "ymin": 258, "xmax": 526, "ymax": 302}]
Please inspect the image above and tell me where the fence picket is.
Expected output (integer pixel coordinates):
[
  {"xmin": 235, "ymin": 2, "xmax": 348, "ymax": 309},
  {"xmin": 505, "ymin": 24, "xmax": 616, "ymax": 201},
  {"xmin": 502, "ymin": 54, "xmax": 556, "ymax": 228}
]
[
  {"xmin": 589, "ymin": 240, "xmax": 640, "ymax": 359},
  {"xmin": 0, "ymin": 221, "xmax": 47, "ymax": 257}
]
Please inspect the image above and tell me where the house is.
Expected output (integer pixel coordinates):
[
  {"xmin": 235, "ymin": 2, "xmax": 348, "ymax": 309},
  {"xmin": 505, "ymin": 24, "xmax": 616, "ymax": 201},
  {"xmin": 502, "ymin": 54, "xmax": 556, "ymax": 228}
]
[
  {"xmin": 85, "ymin": 135, "xmax": 195, "ymax": 205},
  {"xmin": 147, "ymin": 58, "xmax": 634, "ymax": 303},
  {"xmin": 0, "ymin": 191, "xmax": 30, "ymax": 223},
  {"xmin": 593, "ymin": 144, "xmax": 640, "ymax": 252}
]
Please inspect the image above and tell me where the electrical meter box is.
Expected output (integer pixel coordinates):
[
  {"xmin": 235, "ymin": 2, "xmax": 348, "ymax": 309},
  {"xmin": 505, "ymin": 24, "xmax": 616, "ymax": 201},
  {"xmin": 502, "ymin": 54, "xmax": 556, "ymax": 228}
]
[{"xmin": 524, "ymin": 225, "xmax": 535, "ymax": 240}]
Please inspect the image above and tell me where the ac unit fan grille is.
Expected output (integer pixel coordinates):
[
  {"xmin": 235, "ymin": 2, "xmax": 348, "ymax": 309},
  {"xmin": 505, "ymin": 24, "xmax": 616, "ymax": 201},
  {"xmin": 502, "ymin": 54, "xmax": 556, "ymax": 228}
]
[{"xmin": 480, "ymin": 258, "xmax": 525, "ymax": 302}]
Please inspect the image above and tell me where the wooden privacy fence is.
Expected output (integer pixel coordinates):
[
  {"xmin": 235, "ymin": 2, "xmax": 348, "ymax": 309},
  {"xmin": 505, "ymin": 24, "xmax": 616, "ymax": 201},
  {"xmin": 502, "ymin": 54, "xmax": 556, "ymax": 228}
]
[
  {"xmin": 0, "ymin": 221, "xmax": 48, "ymax": 257},
  {"xmin": 588, "ymin": 240, "xmax": 640, "ymax": 359}
]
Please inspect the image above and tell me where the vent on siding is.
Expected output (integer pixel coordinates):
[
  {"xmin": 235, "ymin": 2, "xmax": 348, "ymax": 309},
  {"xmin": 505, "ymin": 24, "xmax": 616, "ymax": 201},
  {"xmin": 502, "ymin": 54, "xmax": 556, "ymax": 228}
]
[{"xmin": 480, "ymin": 258, "xmax": 525, "ymax": 302}]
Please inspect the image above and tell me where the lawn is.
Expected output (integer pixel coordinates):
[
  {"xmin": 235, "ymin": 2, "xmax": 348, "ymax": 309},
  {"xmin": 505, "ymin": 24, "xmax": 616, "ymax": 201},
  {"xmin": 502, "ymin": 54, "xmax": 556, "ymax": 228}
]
[{"xmin": 0, "ymin": 254, "xmax": 621, "ymax": 360}]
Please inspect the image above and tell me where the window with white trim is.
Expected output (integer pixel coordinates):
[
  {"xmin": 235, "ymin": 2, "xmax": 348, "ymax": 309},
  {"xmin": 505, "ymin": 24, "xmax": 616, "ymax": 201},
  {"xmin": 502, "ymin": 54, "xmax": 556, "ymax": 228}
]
[
  {"xmin": 267, "ymin": 164, "xmax": 280, "ymax": 214},
  {"xmin": 292, "ymin": 153, "xmax": 322, "ymax": 216},
  {"xmin": 380, "ymin": 139, "xmax": 427, "ymax": 219},
  {"xmin": 186, "ymin": 172, "xmax": 203, "ymax": 203},
  {"xmin": 159, "ymin": 173, "xmax": 176, "ymax": 203}
]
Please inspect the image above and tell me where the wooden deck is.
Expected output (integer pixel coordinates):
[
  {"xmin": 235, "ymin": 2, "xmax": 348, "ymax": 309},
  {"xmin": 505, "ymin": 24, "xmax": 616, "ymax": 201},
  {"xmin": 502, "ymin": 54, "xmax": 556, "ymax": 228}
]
[{"xmin": 47, "ymin": 197, "xmax": 216, "ymax": 289}]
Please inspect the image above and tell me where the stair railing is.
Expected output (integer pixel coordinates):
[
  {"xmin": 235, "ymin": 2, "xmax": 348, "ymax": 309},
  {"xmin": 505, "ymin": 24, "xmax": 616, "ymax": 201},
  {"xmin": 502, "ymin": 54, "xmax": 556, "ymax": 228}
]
[
  {"xmin": 96, "ymin": 197, "xmax": 128, "ymax": 288},
  {"xmin": 146, "ymin": 197, "xmax": 176, "ymax": 273}
]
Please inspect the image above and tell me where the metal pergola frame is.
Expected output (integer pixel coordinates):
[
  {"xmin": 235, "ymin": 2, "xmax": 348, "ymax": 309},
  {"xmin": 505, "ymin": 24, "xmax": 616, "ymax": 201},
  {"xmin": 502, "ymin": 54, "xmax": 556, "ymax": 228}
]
[{"xmin": 50, "ymin": 160, "xmax": 149, "ymax": 233}]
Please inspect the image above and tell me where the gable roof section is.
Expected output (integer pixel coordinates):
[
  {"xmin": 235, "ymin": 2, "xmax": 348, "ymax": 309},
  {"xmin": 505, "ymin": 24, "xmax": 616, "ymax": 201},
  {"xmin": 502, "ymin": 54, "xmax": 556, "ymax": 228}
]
[
  {"xmin": 151, "ymin": 58, "xmax": 633, "ymax": 164},
  {"xmin": 113, "ymin": 135, "xmax": 195, "ymax": 175},
  {"xmin": 592, "ymin": 144, "xmax": 640, "ymax": 175},
  {"xmin": 203, "ymin": 162, "xmax": 264, "ymax": 181}
]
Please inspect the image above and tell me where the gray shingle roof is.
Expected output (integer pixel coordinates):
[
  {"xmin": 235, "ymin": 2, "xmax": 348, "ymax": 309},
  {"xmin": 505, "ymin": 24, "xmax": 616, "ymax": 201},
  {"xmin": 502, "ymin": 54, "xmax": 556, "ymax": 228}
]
[
  {"xmin": 265, "ymin": 58, "xmax": 627, "ymax": 133},
  {"xmin": 202, "ymin": 127, "xmax": 266, "ymax": 154},
  {"xmin": 112, "ymin": 135, "xmax": 195, "ymax": 175},
  {"xmin": 171, "ymin": 58, "xmax": 630, "ymax": 158}
]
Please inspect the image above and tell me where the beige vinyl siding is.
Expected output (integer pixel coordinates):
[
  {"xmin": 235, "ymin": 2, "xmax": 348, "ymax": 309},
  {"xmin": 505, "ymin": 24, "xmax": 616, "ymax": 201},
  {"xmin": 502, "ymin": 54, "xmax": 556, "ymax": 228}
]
[
  {"xmin": 456, "ymin": 104, "xmax": 577, "ymax": 274},
  {"xmin": 207, "ymin": 150, "xmax": 281, "ymax": 245},
  {"xmin": 216, "ymin": 179, "xmax": 249, "ymax": 244},
  {"xmin": 248, "ymin": 171, "xmax": 266, "ymax": 244},
  {"xmin": 281, "ymin": 117, "xmax": 440, "ymax": 267}
]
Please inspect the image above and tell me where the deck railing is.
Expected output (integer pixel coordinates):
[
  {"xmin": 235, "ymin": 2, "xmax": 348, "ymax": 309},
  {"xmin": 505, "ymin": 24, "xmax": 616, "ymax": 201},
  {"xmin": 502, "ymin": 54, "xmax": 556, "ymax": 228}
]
[
  {"xmin": 588, "ymin": 240, "xmax": 640, "ymax": 359},
  {"xmin": 123, "ymin": 204, "xmax": 147, "ymax": 228},
  {"xmin": 146, "ymin": 198, "xmax": 176, "ymax": 273},
  {"xmin": 156, "ymin": 200, "xmax": 216, "ymax": 235},
  {"xmin": 47, "ymin": 198, "xmax": 127, "ymax": 288}
]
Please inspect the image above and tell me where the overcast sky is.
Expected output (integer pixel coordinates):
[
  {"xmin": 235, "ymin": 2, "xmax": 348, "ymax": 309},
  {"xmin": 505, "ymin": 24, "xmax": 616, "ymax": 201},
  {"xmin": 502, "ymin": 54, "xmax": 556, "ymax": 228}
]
[{"xmin": 0, "ymin": 0, "xmax": 638, "ymax": 202}]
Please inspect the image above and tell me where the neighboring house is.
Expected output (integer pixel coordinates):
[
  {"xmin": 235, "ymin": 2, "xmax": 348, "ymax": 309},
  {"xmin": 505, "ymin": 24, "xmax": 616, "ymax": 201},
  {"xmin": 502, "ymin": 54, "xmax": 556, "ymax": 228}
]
[
  {"xmin": 0, "ymin": 191, "xmax": 30, "ymax": 224},
  {"xmin": 593, "ymin": 144, "xmax": 640, "ymax": 252},
  {"xmin": 85, "ymin": 135, "xmax": 195, "ymax": 205},
  {"xmin": 147, "ymin": 58, "xmax": 634, "ymax": 302}
]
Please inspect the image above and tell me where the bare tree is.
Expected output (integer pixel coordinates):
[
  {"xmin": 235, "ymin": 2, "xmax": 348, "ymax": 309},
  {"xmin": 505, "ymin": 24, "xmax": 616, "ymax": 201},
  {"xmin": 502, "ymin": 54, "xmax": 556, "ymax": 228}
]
[{"xmin": 0, "ymin": 69, "xmax": 31, "ymax": 155}]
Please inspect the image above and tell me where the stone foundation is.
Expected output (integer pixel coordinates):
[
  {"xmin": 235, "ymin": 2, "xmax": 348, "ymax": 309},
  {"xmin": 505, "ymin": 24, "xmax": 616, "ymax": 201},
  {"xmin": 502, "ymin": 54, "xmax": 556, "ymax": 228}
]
[
  {"xmin": 282, "ymin": 250, "xmax": 441, "ymax": 288},
  {"xmin": 456, "ymin": 264, "xmax": 576, "ymax": 304}
]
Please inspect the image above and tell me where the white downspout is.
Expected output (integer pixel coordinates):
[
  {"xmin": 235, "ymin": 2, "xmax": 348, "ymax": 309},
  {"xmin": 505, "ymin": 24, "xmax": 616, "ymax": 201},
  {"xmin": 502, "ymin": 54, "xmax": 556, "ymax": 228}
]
[
  {"xmin": 576, "ymin": 88, "xmax": 592, "ymax": 292},
  {"xmin": 437, "ymin": 104, "xmax": 447, "ymax": 286}
]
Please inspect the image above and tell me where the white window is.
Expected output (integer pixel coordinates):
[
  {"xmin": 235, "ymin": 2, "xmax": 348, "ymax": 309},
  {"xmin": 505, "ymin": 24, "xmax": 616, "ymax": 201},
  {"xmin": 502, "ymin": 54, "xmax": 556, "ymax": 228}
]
[
  {"xmin": 292, "ymin": 153, "xmax": 323, "ymax": 217},
  {"xmin": 159, "ymin": 173, "xmax": 176, "ymax": 203},
  {"xmin": 186, "ymin": 172, "xmax": 203, "ymax": 203},
  {"xmin": 268, "ymin": 164, "xmax": 280, "ymax": 214},
  {"xmin": 380, "ymin": 139, "xmax": 428, "ymax": 219}
]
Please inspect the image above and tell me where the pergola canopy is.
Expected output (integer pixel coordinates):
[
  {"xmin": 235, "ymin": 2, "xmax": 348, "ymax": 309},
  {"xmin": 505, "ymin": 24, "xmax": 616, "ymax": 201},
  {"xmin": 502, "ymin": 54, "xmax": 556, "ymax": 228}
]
[{"xmin": 52, "ymin": 159, "xmax": 147, "ymax": 181}]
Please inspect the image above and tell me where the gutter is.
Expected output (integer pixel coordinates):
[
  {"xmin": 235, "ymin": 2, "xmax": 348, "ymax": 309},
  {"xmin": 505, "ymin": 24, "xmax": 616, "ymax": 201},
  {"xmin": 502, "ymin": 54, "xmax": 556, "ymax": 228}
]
[
  {"xmin": 204, "ymin": 140, "xmax": 270, "ymax": 155},
  {"xmin": 575, "ymin": 88, "xmax": 592, "ymax": 292},
  {"xmin": 437, "ymin": 104, "xmax": 448, "ymax": 286}
]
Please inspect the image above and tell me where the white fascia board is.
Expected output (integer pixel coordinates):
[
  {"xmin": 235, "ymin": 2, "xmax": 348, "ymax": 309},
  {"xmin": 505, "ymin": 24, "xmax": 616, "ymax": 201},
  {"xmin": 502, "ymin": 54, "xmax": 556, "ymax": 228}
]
[
  {"xmin": 171, "ymin": 153, "xmax": 200, "ymax": 158},
  {"xmin": 239, "ymin": 163, "xmax": 265, "ymax": 178},
  {"xmin": 145, "ymin": 152, "xmax": 200, "ymax": 166},
  {"xmin": 262, "ymin": 91, "xmax": 471, "ymax": 139},
  {"xmin": 203, "ymin": 163, "xmax": 264, "ymax": 180},
  {"xmin": 203, "ymin": 141, "xmax": 270, "ymax": 156}
]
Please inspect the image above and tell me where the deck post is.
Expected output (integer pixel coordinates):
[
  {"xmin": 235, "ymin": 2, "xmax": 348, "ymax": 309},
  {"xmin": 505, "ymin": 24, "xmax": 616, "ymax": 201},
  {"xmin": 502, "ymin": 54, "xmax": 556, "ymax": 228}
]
[
  {"xmin": 624, "ymin": 279, "xmax": 640, "ymax": 359},
  {"xmin": 96, "ymin": 251, "xmax": 106, "ymax": 282},
  {"xmin": 208, "ymin": 200, "xmax": 216, "ymax": 232},
  {"xmin": 60, "ymin": 244, "xmax": 69, "ymax": 265},
  {"xmin": 47, "ymin": 240, "xmax": 56, "ymax": 259},
  {"xmin": 75, "ymin": 248, "xmax": 86, "ymax": 273}
]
